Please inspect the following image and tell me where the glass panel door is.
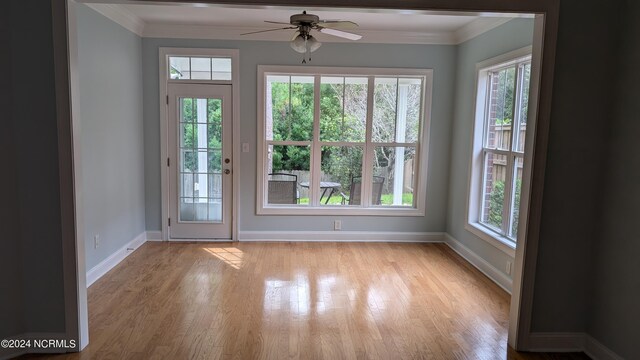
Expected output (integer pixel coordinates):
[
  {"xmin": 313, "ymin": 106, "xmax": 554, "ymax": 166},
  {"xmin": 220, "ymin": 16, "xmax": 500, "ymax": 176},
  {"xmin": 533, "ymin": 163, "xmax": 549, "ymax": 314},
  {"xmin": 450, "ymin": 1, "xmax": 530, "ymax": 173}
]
[{"xmin": 168, "ymin": 84, "xmax": 232, "ymax": 239}]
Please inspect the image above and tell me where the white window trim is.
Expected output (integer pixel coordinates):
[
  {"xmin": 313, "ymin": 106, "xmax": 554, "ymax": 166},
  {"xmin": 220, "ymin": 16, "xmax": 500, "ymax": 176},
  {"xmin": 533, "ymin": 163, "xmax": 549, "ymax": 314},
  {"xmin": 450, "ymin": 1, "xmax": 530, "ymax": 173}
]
[
  {"xmin": 159, "ymin": 47, "xmax": 240, "ymax": 241},
  {"xmin": 256, "ymin": 65, "xmax": 433, "ymax": 216},
  {"xmin": 466, "ymin": 46, "xmax": 532, "ymax": 257}
]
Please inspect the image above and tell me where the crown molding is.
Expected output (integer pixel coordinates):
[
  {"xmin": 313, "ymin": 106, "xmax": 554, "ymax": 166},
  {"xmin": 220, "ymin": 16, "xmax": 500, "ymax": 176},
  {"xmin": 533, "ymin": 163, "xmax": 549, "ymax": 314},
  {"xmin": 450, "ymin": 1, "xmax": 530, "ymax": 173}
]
[
  {"xmin": 143, "ymin": 22, "xmax": 458, "ymax": 44},
  {"xmin": 85, "ymin": 3, "xmax": 145, "ymax": 36},
  {"xmin": 86, "ymin": 3, "xmax": 515, "ymax": 45},
  {"xmin": 454, "ymin": 17, "xmax": 512, "ymax": 44}
]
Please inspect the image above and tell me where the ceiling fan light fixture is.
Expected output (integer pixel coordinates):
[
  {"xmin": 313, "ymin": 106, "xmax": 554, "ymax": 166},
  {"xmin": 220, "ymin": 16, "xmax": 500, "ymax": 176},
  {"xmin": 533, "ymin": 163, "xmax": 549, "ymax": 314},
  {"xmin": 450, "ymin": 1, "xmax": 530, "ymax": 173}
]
[
  {"xmin": 290, "ymin": 34, "xmax": 307, "ymax": 53},
  {"xmin": 307, "ymin": 35, "xmax": 322, "ymax": 52}
]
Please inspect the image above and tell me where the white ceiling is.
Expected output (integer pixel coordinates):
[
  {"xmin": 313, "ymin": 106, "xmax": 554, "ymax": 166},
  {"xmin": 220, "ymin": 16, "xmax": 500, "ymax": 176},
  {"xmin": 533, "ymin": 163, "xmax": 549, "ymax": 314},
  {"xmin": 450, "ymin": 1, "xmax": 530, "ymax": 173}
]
[
  {"xmin": 84, "ymin": 2, "xmax": 525, "ymax": 44},
  {"xmin": 123, "ymin": 5, "xmax": 479, "ymax": 32}
]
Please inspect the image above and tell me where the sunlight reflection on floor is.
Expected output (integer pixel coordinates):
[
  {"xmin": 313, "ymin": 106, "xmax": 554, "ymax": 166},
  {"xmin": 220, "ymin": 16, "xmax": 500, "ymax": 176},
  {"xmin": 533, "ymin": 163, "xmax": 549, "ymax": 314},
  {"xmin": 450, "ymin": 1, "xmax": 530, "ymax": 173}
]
[{"xmin": 202, "ymin": 247, "xmax": 244, "ymax": 269}]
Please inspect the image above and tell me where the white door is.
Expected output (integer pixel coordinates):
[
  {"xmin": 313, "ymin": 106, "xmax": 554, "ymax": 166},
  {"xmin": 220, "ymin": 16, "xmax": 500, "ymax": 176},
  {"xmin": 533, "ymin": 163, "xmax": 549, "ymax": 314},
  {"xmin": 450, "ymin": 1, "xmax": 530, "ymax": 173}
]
[{"xmin": 167, "ymin": 84, "xmax": 232, "ymax": 239}]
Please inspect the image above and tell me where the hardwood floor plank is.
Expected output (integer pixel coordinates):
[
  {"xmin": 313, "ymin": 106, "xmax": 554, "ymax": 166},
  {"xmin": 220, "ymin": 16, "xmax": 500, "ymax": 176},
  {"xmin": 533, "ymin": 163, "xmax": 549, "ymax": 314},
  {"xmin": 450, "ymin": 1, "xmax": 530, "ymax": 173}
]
[{"xmin": 20, "ymin": 242, "xmax": 590, "ymax": 360}]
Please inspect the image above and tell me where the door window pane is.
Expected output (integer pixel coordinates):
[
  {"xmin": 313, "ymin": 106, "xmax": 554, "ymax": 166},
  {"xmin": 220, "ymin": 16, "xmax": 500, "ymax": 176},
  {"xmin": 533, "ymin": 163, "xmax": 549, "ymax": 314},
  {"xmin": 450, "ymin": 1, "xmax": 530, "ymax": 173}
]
[
  {"xmin": 178, "ymin": 97, "xmax": 224, "ymax": 223},
  {"xmin": 169, "ymin": 56, "xmax": 232, "ymax": 81},
  {"xmin": 212, "ymin": 58, "xmax": 232, "ymax": 80},
  {"xmin": 320, "ymin": 146, "xmax": 363, "ymax": 206},
  {"xmin": 169, "ymin": 57, "xmax": 190, "ymax": 79},
  {"xmin": 190, "ymin": 57, "xmax": 211, "ymax": 80}
]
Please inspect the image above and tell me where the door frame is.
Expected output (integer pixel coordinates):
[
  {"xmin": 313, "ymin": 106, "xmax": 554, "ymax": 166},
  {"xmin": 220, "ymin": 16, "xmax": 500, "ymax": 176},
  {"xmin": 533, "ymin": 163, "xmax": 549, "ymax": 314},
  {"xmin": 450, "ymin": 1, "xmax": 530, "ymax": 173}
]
[{"xmin": 159, "ymin": 47, "xmax": 240, "ymax": 241}]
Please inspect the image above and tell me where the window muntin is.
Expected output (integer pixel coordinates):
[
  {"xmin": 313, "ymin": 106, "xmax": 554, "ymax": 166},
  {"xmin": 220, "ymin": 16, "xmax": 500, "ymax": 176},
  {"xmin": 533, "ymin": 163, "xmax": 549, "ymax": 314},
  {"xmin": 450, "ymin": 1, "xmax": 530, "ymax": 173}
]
[
  {"xmin": 169, "ymin": 56, "xmax": 232, "ymax": 81},
  {"xmin": 475, "ymin": 56, "xmax": 531, "ymax": 242},
  {"xmin": 260, "ymin": 68, "xmax": 429, "ymax": 213}
]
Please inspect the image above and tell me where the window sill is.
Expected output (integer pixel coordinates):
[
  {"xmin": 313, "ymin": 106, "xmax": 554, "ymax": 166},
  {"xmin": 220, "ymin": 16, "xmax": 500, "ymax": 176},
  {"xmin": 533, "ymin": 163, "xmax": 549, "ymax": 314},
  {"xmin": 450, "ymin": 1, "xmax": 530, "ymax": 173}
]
[
  {"xmin": 464, "ymin": 222, "xmax": 516, "ymax": 257},
  {"xmin": 257, "ymin": 206, "xmax": 425, "ymax": 217}
]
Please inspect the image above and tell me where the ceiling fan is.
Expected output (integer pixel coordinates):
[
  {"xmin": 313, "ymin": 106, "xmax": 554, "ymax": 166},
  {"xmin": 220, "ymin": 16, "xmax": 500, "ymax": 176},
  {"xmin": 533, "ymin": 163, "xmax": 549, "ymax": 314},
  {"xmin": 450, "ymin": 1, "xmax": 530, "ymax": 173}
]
[{"xmin": 241, "ymin": 11, "xmax": 363, "ymax": 63}]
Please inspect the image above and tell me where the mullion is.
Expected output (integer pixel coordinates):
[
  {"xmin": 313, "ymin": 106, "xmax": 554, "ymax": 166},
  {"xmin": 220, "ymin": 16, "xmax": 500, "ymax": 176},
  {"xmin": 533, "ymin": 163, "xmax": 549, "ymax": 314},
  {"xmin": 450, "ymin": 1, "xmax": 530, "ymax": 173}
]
[
  {"xmin": 499, "ymin": 66, "xmax": 519, "ymax": 236},
  {"xmin": 206, "ymin": 98, "xmax": 210, "ymax": 222}
]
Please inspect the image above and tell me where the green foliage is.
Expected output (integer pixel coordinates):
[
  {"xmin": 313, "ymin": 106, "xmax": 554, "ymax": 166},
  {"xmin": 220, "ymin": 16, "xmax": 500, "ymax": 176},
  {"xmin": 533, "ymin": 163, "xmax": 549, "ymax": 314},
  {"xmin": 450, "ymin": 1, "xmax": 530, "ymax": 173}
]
[
  {"xmin": 488, "ymin": 179, "xmax": 522, "ymax": 235},
  {"xmin": 181, "ymin": 98, "xmax": 222, "ymax": 172},
  {"xmin": 488, "ymin": 181, "xmax": 505, "ymax": 228}
]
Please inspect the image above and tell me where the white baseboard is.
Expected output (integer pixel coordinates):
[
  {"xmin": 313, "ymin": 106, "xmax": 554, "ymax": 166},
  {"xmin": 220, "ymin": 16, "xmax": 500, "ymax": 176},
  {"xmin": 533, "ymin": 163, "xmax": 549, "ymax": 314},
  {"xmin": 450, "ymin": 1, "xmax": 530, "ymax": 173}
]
[
  {"xmin": 86, "ymin": 231, "xmax": 147, "ymax": 287},
  {"xmin": 237, "ymin": 231, "xmax": 444, "ymax": 242},
  {"xmin": 443, "ymin": 233, "xmax": 513, "ymax": 293},
  {"xmin": 145, "ymin": 230, "xmax": 163, "ymax": 241},
  {"xmin": 584, "ymin": 335, "xmax": 625, "ymax": 360},
  {"xmin": 0, "ymin": 332, "xmax": 71, "ymax": 359},
  {"xmin": 528, "ymin": 332, "xmax": 623, "ymax": 360}
]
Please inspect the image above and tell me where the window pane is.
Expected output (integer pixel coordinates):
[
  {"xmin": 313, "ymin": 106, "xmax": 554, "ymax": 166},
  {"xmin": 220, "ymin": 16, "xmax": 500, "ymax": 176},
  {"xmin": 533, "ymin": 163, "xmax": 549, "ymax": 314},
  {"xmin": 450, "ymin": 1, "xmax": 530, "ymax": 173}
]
[
  {"xmin": 509, "ymin": 157, "xmax": 524, "ymax": 239},
  {"xmin": 180, "ymin": 197, "xmax": 221, "ymax": 222},
  {"xmin": 320, "ymin": 77, "xmax": 367, "ymax": 142},
  {"xmin": 372, "ymin": 146, "xmax": 416, "ymax": 206},
  {"xmin": 207, "ymin": 99, "xmax": 222, "ymax": 148},
  {"xmin": 208, "ymin": 150, "xmax": 222, "ymax": 173},
  {"xmin": 180, "ymin": 98, "xmax": 195, "ymax": 123},
  {"xmin": 514, "ymin": 63, "xmax": 531, "ymax": 153},
  {"xmin": 320, "ymin": 146, "xmax": 363, "ymax": 206},
  {"xmin": 399, "ymin": 78, "xmax": 422, "ymax": 143},
  {"xmin": 266, "ymin": 75, "xmax": 314, "ymax": 141},
  {"xmin": 190, "ymin": 57, "xmax": 211, "ymax": 80},
  {"xmin": 373, "ymin": 77, "xmax": 397, "ymax": 143},
  {"xmin": 169, "ymin": 57, "xmax": 190, "ymax": 79},
  {"xmin": 212, "ymin": 58, "xmax": 232, "ymax": 80},
  {"xmin": 267, "ymin": 145, "xmax": 310, "ymax": 205},
  {"xmin": 485, "ymin": 67, "xmax": 515, "ymax": 150},
  {"xmin": 480, "ymin": 152, "xmax": 507, "ymax": 230}
]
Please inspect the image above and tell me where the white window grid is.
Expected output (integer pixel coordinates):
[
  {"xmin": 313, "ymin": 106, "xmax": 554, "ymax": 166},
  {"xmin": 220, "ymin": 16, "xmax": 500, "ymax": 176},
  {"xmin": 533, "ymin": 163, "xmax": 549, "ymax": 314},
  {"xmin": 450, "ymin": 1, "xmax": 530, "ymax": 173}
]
[
  {"xmin": 258, "ymin": 66, "xmax": 432, "ymax": 215},
  {"xmin": 479, "ymin": 58, "xmax": 531, "ymax": 240}
]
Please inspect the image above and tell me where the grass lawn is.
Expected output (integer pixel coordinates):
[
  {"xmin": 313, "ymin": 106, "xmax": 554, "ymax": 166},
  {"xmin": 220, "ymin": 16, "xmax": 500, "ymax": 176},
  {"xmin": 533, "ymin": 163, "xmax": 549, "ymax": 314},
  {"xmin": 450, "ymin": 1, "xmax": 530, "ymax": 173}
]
[{"xmin": 298, "ymin": 193, "xmax": 413, "ymax": 206}]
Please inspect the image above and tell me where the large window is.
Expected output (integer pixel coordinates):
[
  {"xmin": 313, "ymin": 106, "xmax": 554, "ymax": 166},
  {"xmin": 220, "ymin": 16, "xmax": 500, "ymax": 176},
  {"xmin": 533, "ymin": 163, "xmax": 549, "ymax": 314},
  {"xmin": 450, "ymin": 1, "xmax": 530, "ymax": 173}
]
[
  {"xmin": 468, "ymin": 52, "xmax": 531, "ymax": 247},
  {"xmin": 258, "ymin": 66, "xmax": 432, "ymax": 215}
]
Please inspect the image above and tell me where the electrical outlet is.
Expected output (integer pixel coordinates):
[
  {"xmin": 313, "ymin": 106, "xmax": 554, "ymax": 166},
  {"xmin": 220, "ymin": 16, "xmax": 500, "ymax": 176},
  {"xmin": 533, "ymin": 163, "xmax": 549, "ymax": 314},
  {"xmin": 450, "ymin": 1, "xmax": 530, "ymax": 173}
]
[
  {"xmin": 334, "ymin": 220, "xmax": 342, "ymax": 231},
  {"xmin": 94, "ymin": 234, "xmax": 100, "ymax": 249},
  {"xmin": 242, "ymin": 143, "xmax": 250, "ymax": 153},
  {"xmin": 506, "ymin": 261, "xmax": 512, "ymax": 275}
]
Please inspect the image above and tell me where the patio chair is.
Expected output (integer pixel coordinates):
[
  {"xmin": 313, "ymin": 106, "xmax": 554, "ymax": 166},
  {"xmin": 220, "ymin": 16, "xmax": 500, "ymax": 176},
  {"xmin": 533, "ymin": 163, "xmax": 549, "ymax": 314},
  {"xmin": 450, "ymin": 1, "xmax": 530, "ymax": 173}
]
[
  {"xmin": 341, "ymin": 176, "xmax": 385, "ymax": 205},
  {"xmin": 267, "ymin": 173, "xmax": 299, "ymax": 204}
]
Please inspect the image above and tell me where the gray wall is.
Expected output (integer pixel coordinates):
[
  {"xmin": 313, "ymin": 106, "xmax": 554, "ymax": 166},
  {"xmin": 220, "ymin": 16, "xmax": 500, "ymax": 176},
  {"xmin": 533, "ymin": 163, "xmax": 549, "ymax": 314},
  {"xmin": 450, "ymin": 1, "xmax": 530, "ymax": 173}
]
[
  {"xmin": 0, "ymin": 2, "xmax": 24, "ymax": 342},
  {"xmin": 1, "ymin": 0, "xmax": 67, "ymax": 352},
  {"xmin": 142, "ymin": 39, "xmax": 457, "ymax": 233},
  {"xmin": 529, "ymin": 0, "xmax": 622, "ymax": 334},
  {"xmin": 77, "ymin": 4, "xmax": 146, "ymax": 270},
  {"xmin": 588, "ymin": 1, "xmax": 640, "ymax": 358},
  {"xmin": 446, "ymin": 19, "xmax": 534, "ymax": 284}
]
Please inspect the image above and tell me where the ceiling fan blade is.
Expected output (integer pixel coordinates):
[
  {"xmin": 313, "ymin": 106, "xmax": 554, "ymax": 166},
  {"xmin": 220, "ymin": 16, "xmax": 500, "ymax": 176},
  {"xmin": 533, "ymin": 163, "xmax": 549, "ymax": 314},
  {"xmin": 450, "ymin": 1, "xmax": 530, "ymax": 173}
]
[
  {"xmin": 240, "ymin": 27, "xmax": 296, "ymax": 36},
  {"xmin": 318, "ymin": 27, "xmax": 362, "ymax": 41},
  {"xmin": 317, "ymin": 20, "xmax": 359, "ymax": 29},
  {"xmin": 264, "ymin": 20, "xmax": 292, "ymax": 25}
]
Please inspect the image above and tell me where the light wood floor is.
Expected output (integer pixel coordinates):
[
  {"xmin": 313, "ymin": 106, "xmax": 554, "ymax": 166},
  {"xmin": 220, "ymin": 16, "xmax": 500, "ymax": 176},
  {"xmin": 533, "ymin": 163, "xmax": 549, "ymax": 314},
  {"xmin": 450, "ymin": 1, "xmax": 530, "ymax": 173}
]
[{"xmin": 24, "ymin": 242, "xmax": 588, "ymax": 360}]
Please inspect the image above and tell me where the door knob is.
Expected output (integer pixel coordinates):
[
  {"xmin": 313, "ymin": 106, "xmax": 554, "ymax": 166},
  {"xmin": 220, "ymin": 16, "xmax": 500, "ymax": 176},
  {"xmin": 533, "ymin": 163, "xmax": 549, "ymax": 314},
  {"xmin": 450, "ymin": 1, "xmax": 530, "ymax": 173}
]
[
  {"xmin": 224, "ymin": 158, "xmax": 231, "ymax": 164},
  {"xmin": 224, "ymin": 169, "xmax": 231, "ymax": 175}
]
